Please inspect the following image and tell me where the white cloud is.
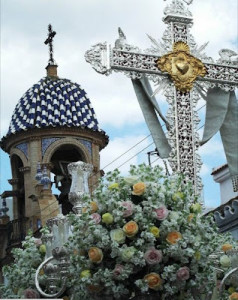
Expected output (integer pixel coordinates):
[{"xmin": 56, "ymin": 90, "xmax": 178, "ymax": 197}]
[
  {"xmin": 0, "ymin": 0, "xmax": 236, "ymax": 205},
  {"xmin": 1, "ymin": 0, "xmax": 236, "ymax": 134},
  {"xmin": 192, "ymin": 0, "xmax": 237, "ymax": 59}
]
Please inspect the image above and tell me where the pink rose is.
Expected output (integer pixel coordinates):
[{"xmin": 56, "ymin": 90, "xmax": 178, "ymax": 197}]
[
  {"xmin": 91, "ymin": 213, "xmax": 101, "ymax": 224},
  {"xmin": 34, "ymin": 238, "xmax": 42, "ymax": 247},
  {"xmin": 113, "ymin": 264, "xmax": 124, "ymax": 278},
  {"xmin": 154, "ymin": 205, "xmax": 169, "ymax": 220},
  {"xmin": 121, "ymin": 201, "xmax": 134, "ymax": 217},
  {"xmin": 176, "ymin": 267, "xmax": 190, "ymax": 281},
  {"xmin": 23, "ymin": 288, "xmax": 40, "ymax": 299},
  {"xmin": 144, "ymin": 248, "xmax": 163, "ymax": 265}
]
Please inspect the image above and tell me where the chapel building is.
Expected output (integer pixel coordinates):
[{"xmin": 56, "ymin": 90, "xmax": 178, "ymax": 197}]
[{"xmin": 0, "ymin": 27, "xmax": 108, "ymax": 277}]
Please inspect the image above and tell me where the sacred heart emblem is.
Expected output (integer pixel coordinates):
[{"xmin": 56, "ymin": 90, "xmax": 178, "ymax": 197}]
[
  {"xmin": 156, "ymin": 41, "xmax": 207, "ymax": 92},
  {"xmin": 175, "ymin": 60, "xmax": 189, "ymax": 75}
]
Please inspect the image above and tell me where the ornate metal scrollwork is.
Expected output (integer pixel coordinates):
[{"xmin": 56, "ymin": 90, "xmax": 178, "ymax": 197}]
[
  {"xmin": 85, "ymin": 42, "xmax": 111, "ymax": 75},
  {"xmin": 157, "ymin": 42, "xmax": 206, "ymax": 92}
]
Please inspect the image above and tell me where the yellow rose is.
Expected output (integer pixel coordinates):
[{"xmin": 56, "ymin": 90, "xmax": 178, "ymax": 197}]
[
  {"xmin": 144, "ymin": 273, "xmax": 162, "ymax": 290},
  {"xmin": 229, "ymin": 292, "xmax": 238, "ymax": 300},
  {"xmin": 166, "ymin": 231, "xmax": 182, "ymax": 244},
  {"xmin": 123, "ymin": 221, "xmax": 139, "ymax": 237},
  {"xmin": 82, "ymin": 202, "xmax": 98, "ymax": 214},
  {"xmin": 90, "ymin": 201, "xmax": 98, "ymax": 213},
  {"xmin": 222, "ymin": 243, "xmax": 233, "ymax": 252},
  {"xmin": 108, "ymin": 183, "xmax": 119, "ymax": 190},
  {"xmin": 132, "ymin": 182, "xmax": 146, "ymax": 196},
  {"xmin": 187, "ymin": 213, "xmax": 194, "ymax": 222},
  {"xmin": 39, "ymin": 244, "xmax": 46, "ymax": 254},
  {"xmin": 88, "ymin": 247, "xmax": 103, "ymax": 264},
  {"xmin": 82, "ymin": 207, "xmax": 88, "ymax": 213},
  {"xmin": 194, "ymin": 251, "xmax": 201, "ymax": 261},
  {"xmin": 172, "ymin": 191, "xmax": 184, "ymax": 201},
  {"xmin": 102, "ymin": 212, "xmax": 114, "ymax": 224},
  {"xmin": 150, "ymin": 226, "xmax": 160, "ymax": 238},
  {"xmin": 228, "ymin": 287, "xmax": 236, "ymax": 295},
  {"xmin": 80, "ymin": 270, "xmax": 91, "ymax": 278},
  {"xmin": 190, "ymin": 203, "xmax": 202, "ymax": 213}
]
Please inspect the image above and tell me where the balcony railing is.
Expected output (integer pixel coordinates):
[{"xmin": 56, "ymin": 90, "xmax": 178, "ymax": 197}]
[{"xmin": 7, "ymin": 217, "xmax": 29, "ymax": 246}]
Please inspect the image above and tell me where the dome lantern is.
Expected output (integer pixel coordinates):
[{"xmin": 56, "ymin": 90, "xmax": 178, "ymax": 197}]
[{"xmin": 0, "ymin": 25, "xmax": 108, "ymax": 229}]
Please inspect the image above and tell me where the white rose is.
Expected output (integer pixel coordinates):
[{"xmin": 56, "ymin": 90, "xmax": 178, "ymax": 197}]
[
  {"xmin": 169, "ymin": 211, "xmax": 180, "ymax": 221},
  {"xmin": 124, "ymin": 176, "xmax": 139, "ymax": 186},
  {"xmin": 110, "ymin": 229, "xmax": 126, "ymax": 244},
  {"xmin": 220, "ymin": 255, "xmax": 231, "ymax": 268}
]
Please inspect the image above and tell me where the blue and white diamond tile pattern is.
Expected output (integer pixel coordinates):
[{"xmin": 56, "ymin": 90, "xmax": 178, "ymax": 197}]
[
  {"xmin": 42, "ymin": 137, "xmax": 62, "ymax": 157},
  {"xmin": 15, "ymin": 142, "xmax": 28, "ymax": 159},
  {"xmin": 77, "ymin": 138, "xmax": 92, "ymax": 157},
  {"xmin": 7, "ymin": 77, "xmax": 100, "ymax": 135}
]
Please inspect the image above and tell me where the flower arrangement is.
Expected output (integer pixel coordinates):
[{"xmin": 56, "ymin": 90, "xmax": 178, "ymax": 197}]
[
  {"xmin": 214, "ymin": 244, "xmax": 238, "ymax": 299},
  {"xmin": 1, "ymin": 164, "xmax": 237, "ymax": 300},
  {"xmin": 66, "ymin": 164, "xmax": 236, "ymax": 300},
  {"xmin": 0, "ymin": 233, "xmax": 44, "ymax": 299}
]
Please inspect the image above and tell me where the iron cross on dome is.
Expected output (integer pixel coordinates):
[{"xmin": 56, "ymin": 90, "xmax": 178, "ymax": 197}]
[
  {"xmin": 44, "ymin": 24, "xmax": 57, "ymax": 65},
  {"xmin": 85, "ymin": 0, "xmax": 238, "ymax": 196}
]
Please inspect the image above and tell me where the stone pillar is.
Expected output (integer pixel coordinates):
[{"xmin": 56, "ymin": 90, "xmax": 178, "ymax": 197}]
[
  {"xmin": 38, "ymin": 189, "xmax": 59, "ymax": 226},
  {"xmin": 8, "ymin": 178, "xmax": 19, "ymax": 219},
  {"xmin": 91, "ymin": 143, "xmax": 101, "ymax": 192},
  {"xmin": 26, "ymin": 138, "xmax": 42, "ymax": 218}
]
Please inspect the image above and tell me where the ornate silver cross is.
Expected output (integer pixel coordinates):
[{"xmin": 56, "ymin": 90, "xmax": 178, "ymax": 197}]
[{"xmin": 85, "ymin": 0, "xmax": 238, "ymax": 196}]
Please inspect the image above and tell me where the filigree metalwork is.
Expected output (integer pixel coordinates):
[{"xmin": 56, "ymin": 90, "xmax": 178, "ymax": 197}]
[
  {"xmin": 173, "ymin": 23, "xmax": 189, "ymax": 43},
  {"xmin": 201, "ymin": 63, "xmax": 238, "ymax": 86},
  {"xmin": 217, "ymin": 49, "xmax": 238, "ymax": 65},
  {"xmin": 86, "ymin": 46, "xmax": 237, "ymax": 90},
  {"xmin": 85, "ymin": 42, "xmax": 111, "ymax": 75},
  {"xmin": 85, "ymin": 0, "xmax": 238, "ymax": 197},
  {"xmin": 163, "ymin": 0, "xmax": 192, "ymax": 18},
  {"xmin": 157, "ymin": 42, "xmax": 206, "ymax": 92},
  {"xmin": 35, "ymin": 253, "xmax": 69, "ymax": 298}
]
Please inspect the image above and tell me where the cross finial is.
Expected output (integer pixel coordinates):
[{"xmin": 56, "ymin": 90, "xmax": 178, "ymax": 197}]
[
  {"xmin": 44, "ymin": 24, "xmax": 56, "ymax": 65},
  {"xmin": 164, "ymin": 0, "xmax": 193, "ymax": 4}
]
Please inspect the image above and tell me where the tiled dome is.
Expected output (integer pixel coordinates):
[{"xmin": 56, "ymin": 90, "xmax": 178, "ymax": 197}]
[{"xmin": 7, "ymin": 76, "xmax": 100, "ymax": 136}]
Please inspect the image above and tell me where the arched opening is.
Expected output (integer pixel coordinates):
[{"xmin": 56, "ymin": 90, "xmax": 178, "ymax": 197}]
[
  {"xmin": 11, "ymin": 155, "xmax": 25, "ymax": 218},
  {"xmin": 50, "ymin": 144, "xmax": 84, "ymax": 215}
]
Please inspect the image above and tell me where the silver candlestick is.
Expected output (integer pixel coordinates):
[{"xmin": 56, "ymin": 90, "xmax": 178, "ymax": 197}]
[
  {"xmin": 68, "ymin": 161, "xmax": 93, "ymax": 215},
  {"xmin": 35, "ymin": 161, "xmax": 94, "ymax": 298}
]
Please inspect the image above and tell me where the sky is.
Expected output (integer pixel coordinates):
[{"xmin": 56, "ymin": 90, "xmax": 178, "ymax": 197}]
[{"xmin": 0, "ymin": 0, "xmax": 237, "ymax": 209}]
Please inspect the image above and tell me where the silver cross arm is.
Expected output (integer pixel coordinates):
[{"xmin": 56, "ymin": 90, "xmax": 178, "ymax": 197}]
[
  {"xmin": 85, "ymin": 44, "xmax": 238, "ymax": 90},
  {"xmin": 84, "ymin": 0, "xmax": 237, "ymax": 197}
]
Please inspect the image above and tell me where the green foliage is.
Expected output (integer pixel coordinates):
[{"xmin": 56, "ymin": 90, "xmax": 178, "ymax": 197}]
[
  {"xmin": 0, "ymin": 233, "xmax": 44, "ymax": 299},
  {"xmin": 65, "ymin": 164, "xmax": 236, "ymax": 300}
]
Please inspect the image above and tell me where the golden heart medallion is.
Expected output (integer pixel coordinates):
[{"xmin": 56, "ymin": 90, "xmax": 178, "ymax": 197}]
[{"xmin": 175, "ymin": 61, "xmax": 189, "ymax": 75}]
